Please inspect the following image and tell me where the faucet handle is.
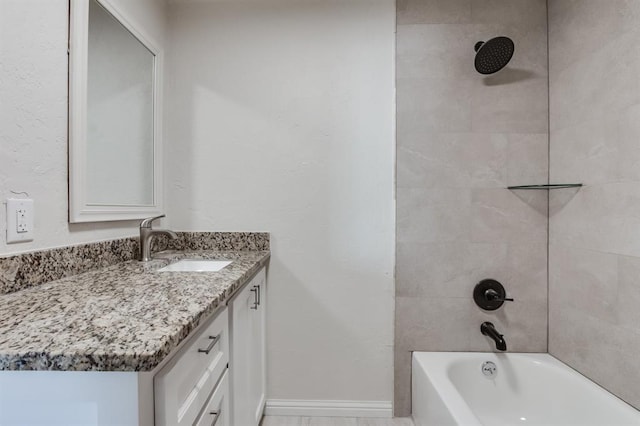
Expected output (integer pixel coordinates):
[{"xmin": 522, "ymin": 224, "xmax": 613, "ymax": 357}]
[
  {"xmin": 485, "ymin": 288, "xmax": 514, "ymax": 302},
  {"xmin": 140, "ymin": 214, "xmax": 165, "ymax": 229},
  {"xmin": 473, "ymin": 279, "xmax": 513, "ymax": 311}
]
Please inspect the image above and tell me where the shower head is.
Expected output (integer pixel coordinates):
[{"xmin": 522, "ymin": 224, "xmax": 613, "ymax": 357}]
[{"xmin": 474, "ymin": 36, "xmax": 514, "ymax": 75}]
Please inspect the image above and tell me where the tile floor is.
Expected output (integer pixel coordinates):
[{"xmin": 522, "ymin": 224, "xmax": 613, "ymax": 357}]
[{"xmin": 260, "ymin": 417, "xmax": 414, "ymax": 426}]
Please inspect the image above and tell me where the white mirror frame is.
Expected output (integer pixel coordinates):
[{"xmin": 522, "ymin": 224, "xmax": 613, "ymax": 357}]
[{"xmin": 69, "ymin": 0, "xmax": 163, "ymax": 223}]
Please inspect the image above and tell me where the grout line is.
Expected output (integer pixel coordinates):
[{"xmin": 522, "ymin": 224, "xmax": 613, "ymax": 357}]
[{"xmin": 546, "ymin": 0, "xmax": 551, "ymax": 354}]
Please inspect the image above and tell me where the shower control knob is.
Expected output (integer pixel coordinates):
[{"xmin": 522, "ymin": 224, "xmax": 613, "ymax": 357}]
[
  {"xmin": 485, "ymin": 288, "xmax": 514, "ymax": 302},
  {"xmin": 473, "ymin": 279, "xmax": 513, "ymax": 311}
]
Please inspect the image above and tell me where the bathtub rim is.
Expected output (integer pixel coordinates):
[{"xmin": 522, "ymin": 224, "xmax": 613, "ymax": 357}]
[
  {"xmin": 411, "ymin": 351, "xmax": 640, "ymax": 425},
  {"xmin": 412, "ymin": 352, "xmax": 484, "ymax": 425}
]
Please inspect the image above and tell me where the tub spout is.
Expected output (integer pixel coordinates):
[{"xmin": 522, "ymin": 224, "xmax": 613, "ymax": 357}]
[{"xmin": 481, "ymin": 322, "xmax": 507, "ymax": 351}]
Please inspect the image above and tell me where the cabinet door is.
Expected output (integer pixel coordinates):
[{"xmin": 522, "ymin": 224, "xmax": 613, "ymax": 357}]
[
  {"xmin": 230, "ymin": 277, "xmax": 255, "ymax": 426},
  {"xmin": 230, "ymin": 268, "xmax": 266, "ymax": 426},
  {"xmin": 249, "ymin": 276, "xmax": 266, "ymax": 424}
]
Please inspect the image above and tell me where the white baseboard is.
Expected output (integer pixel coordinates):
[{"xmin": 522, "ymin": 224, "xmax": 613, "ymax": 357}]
[{"xmin": 264, "ymin": 399, "xmax": 393, "ymax": 418}]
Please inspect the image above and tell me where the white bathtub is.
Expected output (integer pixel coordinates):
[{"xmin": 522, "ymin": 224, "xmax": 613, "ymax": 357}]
[{"xmin": 412, "ymin": 352, "xmax": 640, "ymax": 426}]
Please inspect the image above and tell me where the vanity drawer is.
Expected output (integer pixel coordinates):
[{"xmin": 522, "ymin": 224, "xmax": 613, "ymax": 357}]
[
  {"xmin": 155, "ymin": 307, "xmax": 229, "ymax": 426},
  {"xmin": 195, "ymin": 369, "xmax": 229, "ymax": 426}
]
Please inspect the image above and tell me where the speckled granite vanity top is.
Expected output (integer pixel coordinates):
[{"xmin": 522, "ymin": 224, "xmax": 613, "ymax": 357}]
[{"xmin": 0, "ymin": 250, "xmax": 269, "ymax": 372}]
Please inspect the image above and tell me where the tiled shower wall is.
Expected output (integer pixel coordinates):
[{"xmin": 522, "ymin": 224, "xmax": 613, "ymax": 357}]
[
  {"xmin": 548, "ymin": 0, "xmax": 640, "ymax": 409},
  {"xmin": 394, "ymin": 0, "xmax": 549, "ymax": 415}
]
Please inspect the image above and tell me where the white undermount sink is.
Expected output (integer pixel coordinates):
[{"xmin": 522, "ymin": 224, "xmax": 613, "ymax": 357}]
[{"xmin": 157, "ymin": 259, "xmax": 232, "ymax": 272}]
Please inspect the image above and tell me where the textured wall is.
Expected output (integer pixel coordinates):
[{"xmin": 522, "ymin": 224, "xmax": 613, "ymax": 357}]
[
  {"xmin": 395, "ymin": 0, "xmax": 549, "ymax": 415},
  {"xmin": 548, "ymin": 0, "xmax": 640, "ymax": 410},
  {"xmin": 0, "ymin": 0, "xmax": 167, "ymax": 256},
  {"xmin": 165, "ymin": 0, "xmax": 396, "ymax": 408}
]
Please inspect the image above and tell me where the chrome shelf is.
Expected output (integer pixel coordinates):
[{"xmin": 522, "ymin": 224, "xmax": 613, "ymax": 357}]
[{"xmin": 507, "ymin": 184, "xmax": 583, "ymax": 190}]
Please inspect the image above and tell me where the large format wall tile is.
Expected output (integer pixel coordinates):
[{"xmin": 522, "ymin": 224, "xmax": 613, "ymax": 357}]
[
  {"xmin": 397, "ymin": 77, "xmax": 473, "ymax": 134},
  {"xmin": 506, "ymin": 133, "xmax": 548, "ymax": 185},
  {"xmin": 616, "ymin": 256, "xmax": 640, "ymax": 330},
  {"xmin": 397, "ymin": 0, "xmax": 472, "ymax": 25},
  {"xmin": 549, "ymin": 244, "xmax": 619, "ymax": 323},
  {"xmin": 395, "ymin": 297, "xmax": 475, "ymax": 351},
  {"xmin": 397, "ymin": 133, "xmax": 508, "ymax": 189},
  {"xmin": 469, "ymin": 299, "xmax": 547, "ymax": 352},
  {"xmin": 549, "ymin": 0, "xmax": 640, "ymax": 410},
  {"xmin": 549, "ymin": 118, "xmax": 619, "ymax": 186},
  {"xmin": 396, "ymin": 240, "xmax": 546, "ymax": 303},
  {"xmin": 395, "ymin": 0, "xmax": 548, "ymax": 416},
  {"xmin": 397, "ymin": 132, "xmax": 548, "ymax": 190},
  {"xmin": 550, "ymin": 183, "xmax": 640, "ymax": 257},
  {"xmin": 397, "ymin": 188, "xmax": 472, "ymax": 243},
  {"xmin": 471, "ymin": 188, "xmax": 548, "ymax": 244},
  {"xmin": 396, "ymin": 241, "xmax": 508, "ymax": 298},
  {"xmin": 550, "ymin": 103, "xmax": 640, "ymax": 185},
  {"xmin": 396, "ymin": 25, "xmax": 479, "ymax": 80},
  {"xmin": 548, "ymin": 0, "xmax": 640, "ymax": 75},
  {"xmin": 549, "ymin": 26, "xmax": 640, "ymax": 132},
  {"xmin": 549, "ymin": 295, "xmax": 640, "ymax": 409},
  {"xmin": 472, "ymin": 77, "xmax": 549, "ymax": 133},
  {"xmin": 471, "ymin": 0, "xmax": 547, "ymax": 28}
]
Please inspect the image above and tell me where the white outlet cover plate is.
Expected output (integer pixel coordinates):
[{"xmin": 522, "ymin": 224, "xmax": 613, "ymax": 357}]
[{"xmin": 6, "ymin": 198, "xmax": 34, "ymax": 244}]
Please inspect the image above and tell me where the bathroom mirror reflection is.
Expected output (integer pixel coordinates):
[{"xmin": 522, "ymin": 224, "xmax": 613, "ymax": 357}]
[{"xmin": 69, "ymin": 0, "xmax": 163, "ymax": 223}]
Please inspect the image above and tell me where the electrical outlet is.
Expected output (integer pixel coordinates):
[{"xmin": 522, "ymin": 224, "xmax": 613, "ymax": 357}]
[
  {"xmin": 17, "ymin": 208, "xmax": 28, "ymax": 233},
  {"xmin": 6, "ymin": 198, "xmax": 34, "ymax": 244}
]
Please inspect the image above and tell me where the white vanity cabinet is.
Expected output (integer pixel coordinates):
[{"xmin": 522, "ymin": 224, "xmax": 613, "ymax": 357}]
[
  {"xmin": 155, "ymin": 265, "xmax": 267, "ymax": 426},
  {"xmin": 229, "ymin": 267, "xmax": 267, "ymax": 426}
]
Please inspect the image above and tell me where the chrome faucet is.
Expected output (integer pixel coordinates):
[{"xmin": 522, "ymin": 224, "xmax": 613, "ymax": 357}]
[
  {"xmin": 139, "ymin": 215, "xmax": 178, "ymax": 261},
  {"xmin": 481, "ymin": 322, "xmax": 507, "ymax": 351}
]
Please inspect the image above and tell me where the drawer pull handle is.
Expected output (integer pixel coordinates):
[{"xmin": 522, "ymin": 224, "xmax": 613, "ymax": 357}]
[
  {"xmin": 198, "ymin": 334, "xmax": 221, "ymax": 354},
  {"xmin": 209, "ymin": 410, "xmax": 221, "ymax": 426},
  {"xmin": 250, "ymin": 288, "xmax": 258, "ymax": 310},
  {"xmin": 256, "ymin": 284, "xmax": 261, "ymax": 306}
]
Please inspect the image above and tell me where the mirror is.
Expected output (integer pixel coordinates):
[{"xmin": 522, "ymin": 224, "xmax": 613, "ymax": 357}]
[{"xmin": 69, "ymin": 0, "xmax": 163, "ymax": 222}]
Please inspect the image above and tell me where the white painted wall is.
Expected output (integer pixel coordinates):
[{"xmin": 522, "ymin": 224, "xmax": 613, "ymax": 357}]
[
  {"xmin": 0, "ymin": 0, "xmax": 167, "ymax": 256},
  {"xmin": 165, "ymin": 0, "xmax": 396, "ymax": 406}
]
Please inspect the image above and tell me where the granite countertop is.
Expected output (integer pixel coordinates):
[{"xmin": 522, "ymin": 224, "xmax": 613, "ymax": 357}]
[{"xmin": 0, "ymin": 250, "xmax": 270, "ymax": 372}]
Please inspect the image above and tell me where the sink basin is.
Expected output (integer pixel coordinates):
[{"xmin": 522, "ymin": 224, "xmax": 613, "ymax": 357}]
[{"xmin": 157, "ymin": 259, "xmax": 232, "ymax": 272}]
